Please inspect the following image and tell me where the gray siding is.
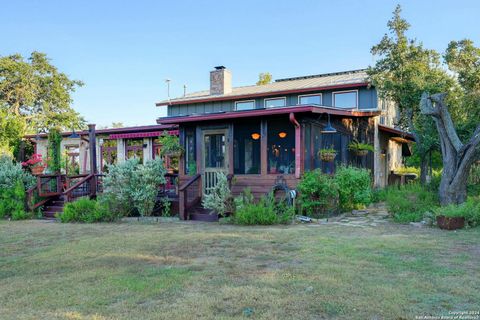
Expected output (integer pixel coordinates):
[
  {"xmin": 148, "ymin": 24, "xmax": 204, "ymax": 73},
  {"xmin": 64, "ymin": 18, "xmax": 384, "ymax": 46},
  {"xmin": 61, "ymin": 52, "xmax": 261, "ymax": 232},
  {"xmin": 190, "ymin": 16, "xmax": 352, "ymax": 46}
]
[{"xmin": 168, "ymin": 86, "xmax": 378, "ymax": 116}]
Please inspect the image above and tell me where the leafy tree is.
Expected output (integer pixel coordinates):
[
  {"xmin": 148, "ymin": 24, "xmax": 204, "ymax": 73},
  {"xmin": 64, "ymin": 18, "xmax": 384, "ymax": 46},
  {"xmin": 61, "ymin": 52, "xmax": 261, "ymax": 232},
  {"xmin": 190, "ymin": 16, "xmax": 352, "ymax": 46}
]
[
  {"xmin": 0, "ymin": 52, "xmax": 85, "ymax": 152},
  {"xmin": 367, "ymin": 5, "xmax": 457, "ymax": 183},
  {"xmin": 256, "ymin": 72, "xmax": 272, "ymax": 85}
]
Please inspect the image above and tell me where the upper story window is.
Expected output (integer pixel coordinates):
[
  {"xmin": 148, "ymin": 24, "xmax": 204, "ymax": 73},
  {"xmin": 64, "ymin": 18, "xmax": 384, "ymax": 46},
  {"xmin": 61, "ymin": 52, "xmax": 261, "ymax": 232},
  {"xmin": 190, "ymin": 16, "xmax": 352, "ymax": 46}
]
[
  {"xmin": 235, "ymin": 100, "xmax": 255, "ymax": 111},
  {"xmin": 264, "ymin": 97, "xmax": 286, "ymax": 108},
  {"xmin": 333, "ymin": 90, "xmax": 358, "ymax": 109},
  {"xmin": 298, "ymin": 94, "xmax": 322, "ymax": 105}
]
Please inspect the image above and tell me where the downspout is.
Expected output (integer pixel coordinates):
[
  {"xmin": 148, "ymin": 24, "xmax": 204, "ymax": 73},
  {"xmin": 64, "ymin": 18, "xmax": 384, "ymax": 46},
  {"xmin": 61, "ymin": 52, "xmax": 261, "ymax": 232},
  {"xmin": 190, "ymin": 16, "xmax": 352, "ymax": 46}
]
[{"xmin": 289, "ymin": 113, "xmax": 301, "ymax": 179}]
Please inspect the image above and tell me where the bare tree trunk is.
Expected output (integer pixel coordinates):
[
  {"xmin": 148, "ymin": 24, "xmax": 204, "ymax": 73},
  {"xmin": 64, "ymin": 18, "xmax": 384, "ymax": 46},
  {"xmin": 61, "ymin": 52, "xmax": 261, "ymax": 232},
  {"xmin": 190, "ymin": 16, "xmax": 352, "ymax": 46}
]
[{"xmin": 421, "ymin": 93, "xmax": 480, "ymax": 205}]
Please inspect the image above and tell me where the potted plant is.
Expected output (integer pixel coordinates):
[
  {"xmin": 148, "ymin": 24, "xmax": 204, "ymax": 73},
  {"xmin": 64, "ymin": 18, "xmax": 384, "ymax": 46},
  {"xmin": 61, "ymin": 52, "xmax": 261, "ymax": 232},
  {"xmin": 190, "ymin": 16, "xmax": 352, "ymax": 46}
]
[
  {"xmin": 435, "ymin": 206, "xmax": 466, "ymax": 230},
  {"xmin": 318, "ymin": 147, "xmax": 337, "ymax": 162},
  {"xmin": 348, "ymin": 140, "xmax": 375, "ymax": 156},
  {"xmin": 269, "ymin": 159, "xmax": 278, "ymax": 174},
  {"xmin": 22, "ymin": 153, "xmax": 46, "ymax": 175},
  {"xmin": 159, "ymin": 131, "xmax": 184, "ymax": 158}
]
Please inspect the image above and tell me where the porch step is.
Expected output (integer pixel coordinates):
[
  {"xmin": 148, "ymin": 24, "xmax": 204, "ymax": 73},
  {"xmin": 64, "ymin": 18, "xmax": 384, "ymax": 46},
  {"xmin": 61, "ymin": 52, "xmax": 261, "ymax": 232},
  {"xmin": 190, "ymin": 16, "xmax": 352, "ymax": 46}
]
[
  {"xmin": 189, "ymin": 205, "xmax": 219, "ymax": 222},
  {"xmin": 42, "ymin": 196, "xmax": 65, "ymax": 219}
]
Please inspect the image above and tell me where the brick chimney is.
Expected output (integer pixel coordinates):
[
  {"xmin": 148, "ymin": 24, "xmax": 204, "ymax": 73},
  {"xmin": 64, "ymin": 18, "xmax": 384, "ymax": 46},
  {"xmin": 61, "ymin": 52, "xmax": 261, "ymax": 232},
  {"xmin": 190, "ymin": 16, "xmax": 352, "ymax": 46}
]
[{"xmin": 210, "ymin": 66, "xmax": 232, "ymax": 95}]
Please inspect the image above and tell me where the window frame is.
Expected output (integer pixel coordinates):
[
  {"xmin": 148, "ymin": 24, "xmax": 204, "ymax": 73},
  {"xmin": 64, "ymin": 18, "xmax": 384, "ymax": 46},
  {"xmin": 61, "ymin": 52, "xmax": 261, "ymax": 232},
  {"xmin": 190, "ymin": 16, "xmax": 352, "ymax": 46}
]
[
  {"xmin": 234, "ymin": 100, "xmax": 256, "ymax": 111},
  {"xmin": 264, "ymin": 97, "xmax": 287, "ymax": 108},
  {"xmin": 332, "ymin": 90, "xmax": 358, "ymax": 109},
  {"xmin": 298, "ymin": 93, "xmax": 322, "ymax": 105}
]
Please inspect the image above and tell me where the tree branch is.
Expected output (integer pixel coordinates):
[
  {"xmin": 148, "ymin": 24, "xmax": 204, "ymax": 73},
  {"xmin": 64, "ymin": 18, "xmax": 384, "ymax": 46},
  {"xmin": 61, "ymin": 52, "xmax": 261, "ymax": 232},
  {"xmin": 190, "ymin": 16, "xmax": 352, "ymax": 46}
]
[{"xmin": 429, "ymin": 93, "xmax": 464, "ymax": 153}]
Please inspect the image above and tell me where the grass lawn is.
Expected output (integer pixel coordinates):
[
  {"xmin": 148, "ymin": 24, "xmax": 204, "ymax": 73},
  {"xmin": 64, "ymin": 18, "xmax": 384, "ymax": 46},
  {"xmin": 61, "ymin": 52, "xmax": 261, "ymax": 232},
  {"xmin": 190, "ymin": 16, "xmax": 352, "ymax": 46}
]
[{"xmin": 1, "ymin": 220, "xmax": 479, "ymax": 319}]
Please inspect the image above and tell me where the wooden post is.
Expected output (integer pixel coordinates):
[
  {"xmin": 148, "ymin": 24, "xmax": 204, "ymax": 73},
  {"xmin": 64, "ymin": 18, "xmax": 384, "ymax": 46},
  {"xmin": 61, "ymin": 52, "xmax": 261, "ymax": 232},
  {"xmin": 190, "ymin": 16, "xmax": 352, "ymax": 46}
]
[
  {"xmin": 260, "ymin": 120, "xmax": 268, "ymax": 175},
  {"xmin": 88, "ymin": 124, "xmax": 97, "ymax": 197}
]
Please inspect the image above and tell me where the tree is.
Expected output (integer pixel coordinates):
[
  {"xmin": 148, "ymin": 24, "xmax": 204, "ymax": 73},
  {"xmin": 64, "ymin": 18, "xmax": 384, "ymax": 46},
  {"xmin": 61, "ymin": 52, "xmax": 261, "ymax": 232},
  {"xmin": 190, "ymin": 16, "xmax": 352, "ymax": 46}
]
[
  {"xmin": 256, "ymin": 72, "xmax": 272, "ymax": 85},
  {"xmin": 0, "ymin": 52, "xmax": 85, "ymax": 152},
  {"xmin": 367, "ymin": 5, "xmax": 456, "ymax": 183},
  {"xmin": 420, "ymin": 93, "xmax": 480, "ymax": 205},
  {"xmin": 420, "ymin": 40, "xmax": 480, "ymax": 205}
]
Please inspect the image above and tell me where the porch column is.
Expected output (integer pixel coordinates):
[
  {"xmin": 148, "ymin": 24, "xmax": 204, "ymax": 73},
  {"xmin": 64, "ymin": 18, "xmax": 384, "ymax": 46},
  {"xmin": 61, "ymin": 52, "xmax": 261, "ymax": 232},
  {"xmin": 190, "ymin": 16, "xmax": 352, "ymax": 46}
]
[
  {"xmin": 143, "ymin": 138, "xmax": 152, "ymax": 163},
  {"xmin": 260, "ymin": 120, "xmax": 268, "ymax": 175},
  {"xmin": 116, "ymin": 139, "xmax": 125, "ymax": 163},
  {"xmin": 88, "ymin": 124, "xmax": 97, "ymax": 174},
  {"xmin": 289, "ymin": 113, "xmax": 301, "ymax": 179}
]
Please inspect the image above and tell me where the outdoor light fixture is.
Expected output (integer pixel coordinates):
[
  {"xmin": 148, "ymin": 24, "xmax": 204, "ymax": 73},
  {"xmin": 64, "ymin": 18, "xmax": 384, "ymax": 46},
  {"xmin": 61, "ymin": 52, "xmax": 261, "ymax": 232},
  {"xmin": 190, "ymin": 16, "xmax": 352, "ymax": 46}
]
[
  {"xmin": 251, "ymin": 133, "xmax": 261, "ymax": 140},
  {"xmin": 68, "ymin": 129, "xmax": 80, "ymax": 139},
  {"xmin": 278, "ymin": 132, "xmax": 287, "ymax": 138},
  {"xmin": 320, "ymin": 113, "xmax": 337, "ymax": 134}
]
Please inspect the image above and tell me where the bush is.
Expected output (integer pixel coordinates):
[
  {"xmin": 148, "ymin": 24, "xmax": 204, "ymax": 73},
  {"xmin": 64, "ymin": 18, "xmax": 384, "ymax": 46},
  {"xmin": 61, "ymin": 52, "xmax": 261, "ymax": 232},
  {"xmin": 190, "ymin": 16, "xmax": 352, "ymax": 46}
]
[
  {"xmin": 297, "ymin": 169, "xmax": 338, "ymax": 217},
  {"xmin": 335, "ymin": 166, "xmax": 372, "ymax": 211},
  {"xmin": 103, "ymin": 158, "xmax": 167, "ymax": 217},
  {"xmin": 233, "ymin": 192, "xmax": 294, "ymax": 225},
  {"xmin": 202, "ymin": 172, "xmax": 234, "ymax": 216},
  {"xmin": 385, "ymin": 183, "xmax": 438, "ymax": 223},
  {"xmin": 435, "ymin": 197, "xmax": 480, "ymax": 228},
  {"xmin": 59, "ymin": 196, "xmax": 121, "ymax": 223},
  {"xmin": 0, "ymin": 155, "xmax": 35, "ymax": 190},
  {"xmin": 0, "ymin": 181, "xmax": 28, "ymax": 220}
]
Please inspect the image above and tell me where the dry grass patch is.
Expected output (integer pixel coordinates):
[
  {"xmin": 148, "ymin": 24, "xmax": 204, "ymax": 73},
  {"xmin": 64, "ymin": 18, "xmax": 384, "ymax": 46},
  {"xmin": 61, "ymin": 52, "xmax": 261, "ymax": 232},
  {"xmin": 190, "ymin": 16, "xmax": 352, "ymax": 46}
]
[{"xmin": 0, "ymin": 220, "xmax": 479, "ymax": 319}]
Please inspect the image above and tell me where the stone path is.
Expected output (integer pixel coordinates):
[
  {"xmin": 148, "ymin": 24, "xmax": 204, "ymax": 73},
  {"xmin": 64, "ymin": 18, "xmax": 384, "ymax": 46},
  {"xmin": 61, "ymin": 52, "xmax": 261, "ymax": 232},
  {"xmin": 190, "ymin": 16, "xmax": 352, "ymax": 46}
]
[{"xmin": 312, "ymin": 202, "xmax": 392, "ymax": 227}]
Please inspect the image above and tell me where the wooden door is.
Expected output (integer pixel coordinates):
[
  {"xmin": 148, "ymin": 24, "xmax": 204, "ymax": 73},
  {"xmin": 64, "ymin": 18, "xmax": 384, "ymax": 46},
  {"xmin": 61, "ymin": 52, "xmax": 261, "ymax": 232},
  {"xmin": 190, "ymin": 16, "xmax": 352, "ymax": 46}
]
[{"xmin": 202, "ymin": 129, "xmax": 228, "ymax": 195}]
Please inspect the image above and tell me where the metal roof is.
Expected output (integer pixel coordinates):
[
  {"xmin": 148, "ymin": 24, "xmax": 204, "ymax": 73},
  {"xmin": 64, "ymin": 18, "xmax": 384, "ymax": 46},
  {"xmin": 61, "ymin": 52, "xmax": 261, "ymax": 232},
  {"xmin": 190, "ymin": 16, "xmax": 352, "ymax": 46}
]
[{"xmin": 156, "ymin": 69, "xmax": 369, "ymax": 106}]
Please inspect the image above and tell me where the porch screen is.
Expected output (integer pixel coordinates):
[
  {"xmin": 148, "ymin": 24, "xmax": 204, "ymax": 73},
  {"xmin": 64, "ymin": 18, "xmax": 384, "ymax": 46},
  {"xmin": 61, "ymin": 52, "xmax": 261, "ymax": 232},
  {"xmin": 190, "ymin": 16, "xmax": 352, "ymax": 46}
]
[
  {"xmin": 184, "ymin": 128, "xmax": 196, "ymax": 175},
  {"xmin": 126, "ymin": 138, "xmax": 143, "ymax": 164},
  {"xmin": 233, "ymin": 122, "xmax": 261, "ymax": 174},
  {"xmin": 267, "ymin": 119, "xmax": 295, "ymax": 174}
]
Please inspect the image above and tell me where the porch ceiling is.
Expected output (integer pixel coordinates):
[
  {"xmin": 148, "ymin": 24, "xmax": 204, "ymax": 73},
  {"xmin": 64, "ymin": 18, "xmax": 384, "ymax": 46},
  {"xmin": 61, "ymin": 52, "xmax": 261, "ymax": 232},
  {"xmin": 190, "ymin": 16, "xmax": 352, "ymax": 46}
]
[
  {"xmin": 378, "ymin": 124, "xmax": 415, "ymax": 142},
  {"xmin": 157, "ymin": 105, "xmax": 380, "ymax": 125}
]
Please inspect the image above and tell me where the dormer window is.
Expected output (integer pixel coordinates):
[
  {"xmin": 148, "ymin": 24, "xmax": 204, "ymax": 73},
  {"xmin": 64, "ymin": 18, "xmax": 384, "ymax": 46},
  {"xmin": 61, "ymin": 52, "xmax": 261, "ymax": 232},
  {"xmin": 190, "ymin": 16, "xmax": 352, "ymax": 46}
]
[
  {"xmin": 298, "ymin": 94, "xmax": 322, "ymax": 105},
  {"xmin": 264, "ymin": 97, "xmax": 286, "ymax": 108},
  {"xmin": 333, "ymin": 90, "xmax": 358, "ymax": 109}
]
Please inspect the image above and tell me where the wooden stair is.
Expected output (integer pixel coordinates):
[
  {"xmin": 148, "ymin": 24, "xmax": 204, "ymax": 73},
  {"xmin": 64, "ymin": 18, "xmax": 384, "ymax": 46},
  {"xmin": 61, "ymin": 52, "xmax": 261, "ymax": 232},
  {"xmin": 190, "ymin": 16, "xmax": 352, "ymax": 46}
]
[
  {"xmin": 42, "ymin": 196, "xmax": 65, "ymax": 219},
  {"xmin": 189, "ymin": 204, "xmax": 219, "ymax": 222}
]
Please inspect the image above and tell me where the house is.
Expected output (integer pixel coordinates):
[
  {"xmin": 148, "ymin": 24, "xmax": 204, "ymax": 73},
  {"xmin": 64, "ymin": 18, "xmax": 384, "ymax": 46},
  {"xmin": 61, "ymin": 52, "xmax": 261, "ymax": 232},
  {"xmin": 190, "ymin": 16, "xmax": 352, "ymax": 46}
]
[{"xmin": 156, "ymin": 66, "xmax": 414, "ymax": 220}]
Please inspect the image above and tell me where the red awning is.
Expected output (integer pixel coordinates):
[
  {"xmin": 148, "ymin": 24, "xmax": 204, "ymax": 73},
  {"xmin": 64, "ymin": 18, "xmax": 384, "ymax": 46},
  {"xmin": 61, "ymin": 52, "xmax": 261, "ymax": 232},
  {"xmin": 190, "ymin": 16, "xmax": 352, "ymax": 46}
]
[{"xmin": 109, "ymin": 130, "xmax": 179, "ymax": 139}]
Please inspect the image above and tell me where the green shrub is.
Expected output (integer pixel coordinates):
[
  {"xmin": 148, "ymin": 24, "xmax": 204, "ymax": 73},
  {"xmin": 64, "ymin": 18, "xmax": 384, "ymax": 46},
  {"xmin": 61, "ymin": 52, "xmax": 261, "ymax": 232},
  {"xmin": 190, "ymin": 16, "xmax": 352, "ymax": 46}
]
[
  {"xmin": 0, "ymin": 181, "xmax": 27, "ymax": 220},
  {"xmin": 297, "ymin": 169, "xmax": 339, "ymax": 217},
  {"xmin": 233, "ymin": 193, "xmax": 294, "ymax": 225},
  {"xmin": 103, "ymin": 158, "xmax": 167, "ymax": 217},
  {"xmin": 385, "ymin": 183, "xmax": 438, "ymax": 223},
  {"xmin": 335, "ymin": 166, "xmax": 372, "ymax": 211},
  {"xmin": 202, "ymin": 172, "xmax": 234, "ymax": 216},
  {"xmin": 0, "ymin": 155, "xmax": 35, "ymax": 190},
  {"xmin": 435, "ymin": 197, "xmax": 480, "ymax": 228},
  {"xmin": 59, "ymin": 196, "xmax": 121, "ymax": 223}
]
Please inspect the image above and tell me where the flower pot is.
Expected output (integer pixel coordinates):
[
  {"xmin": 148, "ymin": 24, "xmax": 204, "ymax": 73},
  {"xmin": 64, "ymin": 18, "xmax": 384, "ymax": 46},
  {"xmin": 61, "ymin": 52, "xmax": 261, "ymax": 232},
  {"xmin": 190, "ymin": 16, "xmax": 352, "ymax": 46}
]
[
  {"xmin": 270, "ymin": 168, "xmax": 277, "ymax": 174},
  {"xmin": 167, "ymin": 168, "xmax": 175, "ymax": 174},
  {"xmin": 320, "ymin": 153, "xmax": 336, "ymax": 162},
  {"xmin": 166, "ymin": 150, "xmax": 183, "ymax": 158},
  {"xmin": 354, "ymin": 150, "xmax": 369, "ymax": 157},
  {"xmin": 436, "ymin": 215, "xmax": 465, "ymax": 230},
  {"xmin": 31, "ymin": 166, "xmax": 45, "ymax": 175}
]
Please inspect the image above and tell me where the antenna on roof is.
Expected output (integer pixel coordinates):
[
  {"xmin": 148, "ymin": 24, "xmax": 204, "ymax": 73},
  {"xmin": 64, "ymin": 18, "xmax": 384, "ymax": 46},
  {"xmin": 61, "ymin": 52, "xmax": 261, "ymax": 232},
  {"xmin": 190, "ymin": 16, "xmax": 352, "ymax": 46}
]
[
  {"xmin": 165, "ymin": 79, "xmax": 171, "ymax": 103},
  {"xmin": 183, "ymin": 84, "xmax": 187, "ymax": 97}
]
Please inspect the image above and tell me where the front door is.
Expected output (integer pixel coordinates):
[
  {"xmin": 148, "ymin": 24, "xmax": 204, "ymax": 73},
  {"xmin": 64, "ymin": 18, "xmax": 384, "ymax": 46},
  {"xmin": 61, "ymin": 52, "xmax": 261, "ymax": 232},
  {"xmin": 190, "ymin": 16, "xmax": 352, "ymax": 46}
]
[{"xmin": 202, "ymin": 129, "xmax": 228, "ymax": 195}]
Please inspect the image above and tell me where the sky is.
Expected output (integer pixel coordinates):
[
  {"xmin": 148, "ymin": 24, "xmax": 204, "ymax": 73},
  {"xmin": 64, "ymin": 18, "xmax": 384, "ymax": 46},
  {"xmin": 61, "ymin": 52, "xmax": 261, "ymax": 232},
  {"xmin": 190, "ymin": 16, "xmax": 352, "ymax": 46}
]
[{"xmin": 2, "ymin": 0, "xmax": 479, "ymax": 127}]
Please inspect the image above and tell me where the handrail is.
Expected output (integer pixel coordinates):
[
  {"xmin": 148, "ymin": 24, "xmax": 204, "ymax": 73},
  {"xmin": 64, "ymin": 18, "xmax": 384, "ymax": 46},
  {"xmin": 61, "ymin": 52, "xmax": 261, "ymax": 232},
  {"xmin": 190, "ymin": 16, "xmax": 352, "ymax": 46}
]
[
  {"xmin": 178, "ymin": 174, "xmax": 201, "ymax": 192},
  {"xmin": 63, "ymin": 174, "xmax": 94, "ymax": 195}
]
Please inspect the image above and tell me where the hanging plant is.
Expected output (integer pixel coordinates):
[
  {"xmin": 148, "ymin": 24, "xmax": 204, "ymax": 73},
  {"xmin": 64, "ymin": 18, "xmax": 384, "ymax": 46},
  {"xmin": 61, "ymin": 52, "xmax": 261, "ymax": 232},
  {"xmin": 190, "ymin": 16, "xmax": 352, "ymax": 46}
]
[
  {"xmin": 348, "ymin": 140, "xmax": 374, "ymax": 156},
  {"xmin": 318, "ymin": 147, "xmax": 337, "ymax": 162},
  {"xmin": 158, "ymin": 131, "xmax": 184, "ymax": 158}
]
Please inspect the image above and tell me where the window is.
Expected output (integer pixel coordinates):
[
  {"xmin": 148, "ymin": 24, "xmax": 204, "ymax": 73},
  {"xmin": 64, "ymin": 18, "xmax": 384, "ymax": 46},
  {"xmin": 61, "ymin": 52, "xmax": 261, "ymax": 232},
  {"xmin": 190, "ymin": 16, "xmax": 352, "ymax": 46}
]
[
  {"xmin": 234, "ymin": 122, "xmax": 261, "ymax": 174},
  {"xmin": 264, "ymin": 97, "xmax": 286, "ymax": 108},
  {"xmin": 299, "ymin": 94, "xmax": 322, "ymax": 105},
  {"xmin": 235, "ymin": 100, "xmax": 255, "ymax": 111},
  {"xmin": 184, "ymin": 128, "xmax": 196, "ymax": 174},
  {"xmin": 333, "ymin": 91, "xmax": 358, "ymax": 108},
  {"xmin": 267, "ymin": 119, "xmax": 295, "ymax": 174}
]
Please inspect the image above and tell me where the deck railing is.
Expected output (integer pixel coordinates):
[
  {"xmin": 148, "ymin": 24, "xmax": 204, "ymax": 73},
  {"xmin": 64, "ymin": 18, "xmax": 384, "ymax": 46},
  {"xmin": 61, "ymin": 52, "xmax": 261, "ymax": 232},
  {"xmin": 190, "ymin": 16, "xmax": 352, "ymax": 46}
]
[{"xmin": 178, "ymin": 174, "xmax": 201, "ymax": 220}]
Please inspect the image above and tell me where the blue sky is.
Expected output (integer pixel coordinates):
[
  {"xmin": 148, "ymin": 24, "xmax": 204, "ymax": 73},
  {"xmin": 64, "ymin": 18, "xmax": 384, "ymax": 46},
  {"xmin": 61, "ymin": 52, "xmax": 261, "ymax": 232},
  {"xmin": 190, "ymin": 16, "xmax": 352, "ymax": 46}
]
[{"xmin": 2, "ymin": 0, "xmax": 479, "ymax": 127}]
